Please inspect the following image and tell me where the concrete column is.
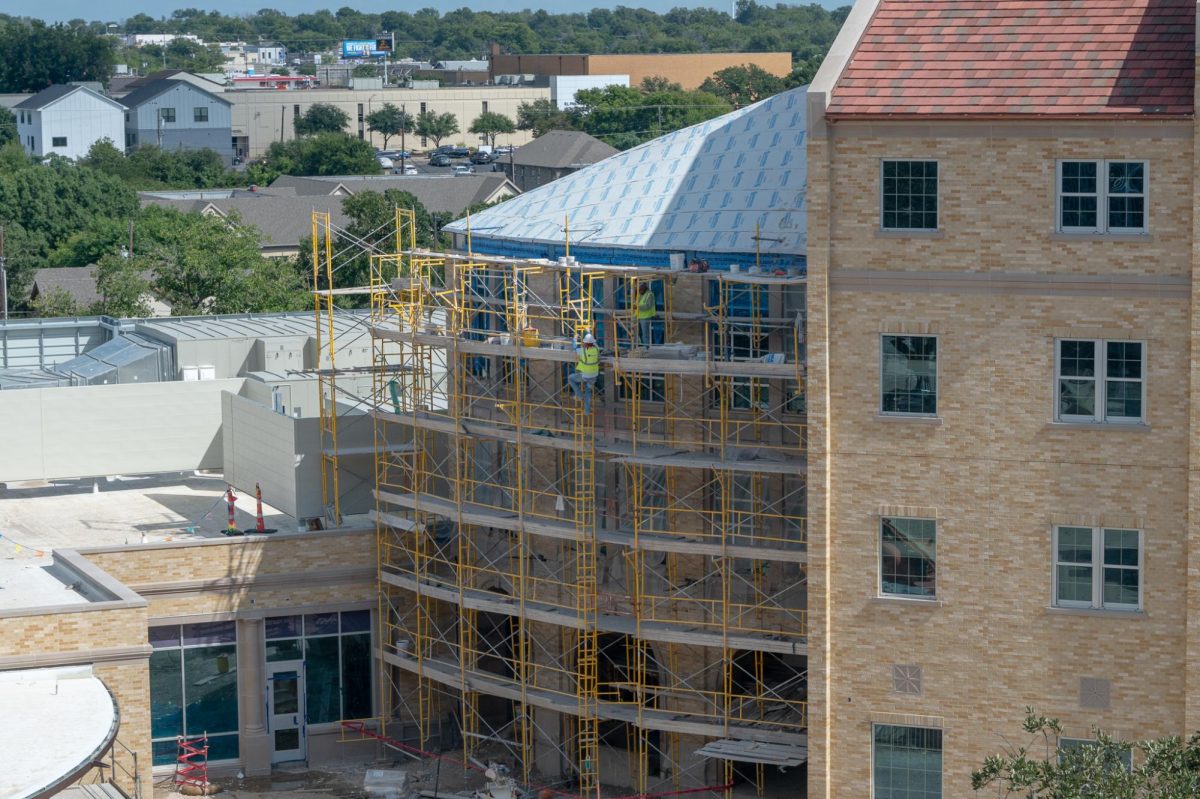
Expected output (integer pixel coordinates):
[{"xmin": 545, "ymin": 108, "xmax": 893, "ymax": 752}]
[{"xmin": 237, "ymin": 618, "xmax": 272, "ymax": 776}]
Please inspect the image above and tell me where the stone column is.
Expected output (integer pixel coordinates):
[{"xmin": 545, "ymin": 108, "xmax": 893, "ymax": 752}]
[{"xmin": 237, "ymin": 618, "xmax": 272, "ymax": 775}]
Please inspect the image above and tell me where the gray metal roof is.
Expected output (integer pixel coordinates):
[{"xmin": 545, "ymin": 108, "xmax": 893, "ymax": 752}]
[
  {"xmin": 134, "ymin": 310, "xmax": 369, "ymax": 343},
  {"xmin": 119, "ymin": 77, "xmax": 231, "ymax": 110},
  {"xmin": 13, "ymin": 84, "xmax": 123, "ymax": 112},
  {"xmin": 510, "ymin": 130, "xmax": 618, "ymax": 170}
]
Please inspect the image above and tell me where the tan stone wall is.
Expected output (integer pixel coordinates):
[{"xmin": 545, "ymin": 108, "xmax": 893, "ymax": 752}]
[{"xmin": 808, "ymin": 121, "xmax": 1195, "ymax": 796}]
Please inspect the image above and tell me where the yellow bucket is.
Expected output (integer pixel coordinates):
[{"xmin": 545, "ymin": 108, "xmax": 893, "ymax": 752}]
[{"xmin": 522, "ymin": 327, "xmax": 540, "ymax": 347}]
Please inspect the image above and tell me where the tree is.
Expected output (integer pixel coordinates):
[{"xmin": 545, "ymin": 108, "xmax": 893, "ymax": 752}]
[
  {"xmin": 0, "ymin": 21, "xmax": 115, "ymax": 92},
  {"xmin": 251, "ymin": 132, "xmax": 379, "ymax": 182},
  {"xmin": 0, "ymin": 107, "xmax": 14, "ymax": 147},
  {"xmin": 640, "ymin": 75, "xmax": 682, "ymax": 93},
  {"xmin": 92, "ymin": 253, "xmax": 153, "ymax": 317},
  {"xmin": 294, "ymin": 103, "xmax": 350, "ymax": 136},
  {"xmin": 468, "ymin": 111, "xmax": 516, "ymax": 149},
  {"xmin": 414, "ymin": 111, "xmax": 459, "ymax": 149},
  {"xmin": 296, "ymin": 63, "xmax": 317, "ymax": 76},
  {"xmin": 973, "ymin": 709, "xmax": 1200, "ymax": 797},
  {"xmin": 81, "ymin": 140, "xmax": 243, "ymax": 191},
  {"xmin": 323, "ymin": 189, "xmax": 443, "ymax": 295},
  {"xmin": 30, "ymin": 286, "xmax": 84, "ymax": 317},
  {"xmin": 517, "ymin": 99, "xmax": 574, "ymax": 138},
  {"xmin": 366, "ymin": 103, "xmax": 414, "ymax": 149},
  {"xmin": 568, "ymin": 85, "xmax": 730, "ymax": 150},
  {"xmin": 699, "ymin": 64, "xmax": 787, "ymax": 108}
]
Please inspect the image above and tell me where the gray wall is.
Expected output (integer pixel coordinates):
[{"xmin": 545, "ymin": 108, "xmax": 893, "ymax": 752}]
[
  {"xmin": 0, "ymin": 379, "xmax": 242, "ymax": 482},
  {"xmin": 127, "ymin": 82, "xmax": 233, "ymax": 161}
]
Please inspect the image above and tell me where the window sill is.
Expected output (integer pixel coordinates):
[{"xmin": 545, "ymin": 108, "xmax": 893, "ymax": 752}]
[
  {"xmin": 1045, "ymin": 606, "xmax": 1145, "ymax": 619},
  {"xmin": 1046, "ymin": 421, "xmax": 1150, "ymax": 432},
  {"xmin": 1050, "ymin": 232, "xmax": 1151, "ymax": 243},
  {"xmin": 871, "ymin": 595, "xmax": 942, "ymax": 607},
  {"xmin": 875, "ymin": 229, "xmax": 944, "ymax": 239},
  {"xmin": 875, "ymin": 414, "xmax": 942, "ymax": 425}
]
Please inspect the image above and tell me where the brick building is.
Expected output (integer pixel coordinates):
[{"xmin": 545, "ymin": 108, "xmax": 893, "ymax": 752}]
[{"xmin": 806, "ymin": 0, "xmax": 1197, "ymax": 796}]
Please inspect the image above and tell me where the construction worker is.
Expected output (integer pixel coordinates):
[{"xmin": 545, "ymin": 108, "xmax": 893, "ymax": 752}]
[
  {"xmin": 569, "ymin": 333, "xmax": 601, "ymax": 412},
  {"xmin": 635, "ymin": 282, "xmax": 657, "ymax": 349}
]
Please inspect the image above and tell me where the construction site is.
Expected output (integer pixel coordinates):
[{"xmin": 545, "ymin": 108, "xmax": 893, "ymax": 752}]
[{"xmin": 314, "ymin": 202, "xmax": 807, "ymax": 799}]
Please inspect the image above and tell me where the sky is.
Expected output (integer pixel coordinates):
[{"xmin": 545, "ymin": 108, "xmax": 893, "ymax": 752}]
[{"xmin": 11, "ymin": 0, "xmax": 845, "ymax": 25}]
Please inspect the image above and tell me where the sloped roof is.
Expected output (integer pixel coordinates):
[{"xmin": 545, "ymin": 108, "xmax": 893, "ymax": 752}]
[
  {"xmin": 826, "ymin": 0, "xmax": 1195, "ymax": 118},
  {"xmin": 270, "ymin": 174, "xmax": 518, "ymax": 215},
  {"xmin": 511, "ymin": 130, "xmax": 618, "ymax": 170},
  {"xmin": 14, "ymin": 84, "xmax": 123, "ymax": 112},
  {"xmin": 30, "ymin": 267, "xmax": 103, "ymax": 305},
  {"xmin": 445, "ymin": 86, "xmax": 807, "ymax": 257},
  {"xmin": 140, "ymin": 192, "xmax": 348, "ymax": 250},
  {"xmin": 120, "ymin": 78, "xmax": 230, "ymax": 110}
]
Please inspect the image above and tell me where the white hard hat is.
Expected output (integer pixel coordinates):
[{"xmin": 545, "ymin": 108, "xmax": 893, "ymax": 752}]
[{"xmin": 583, "ymin": 333, "xmax": 596, "ymax": 344}]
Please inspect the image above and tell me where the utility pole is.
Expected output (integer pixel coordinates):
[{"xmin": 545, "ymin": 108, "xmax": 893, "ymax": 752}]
[
  {"xmin": 128, "ymin": 219, "xmax": 134, "ymax": 258},
  {"xmin": 400, "ymin": 103, "xmax": 406, "ymax": 169},
  {"xmin": 0, "ymin": 225, "xmax": 7, "ymax": 322}
]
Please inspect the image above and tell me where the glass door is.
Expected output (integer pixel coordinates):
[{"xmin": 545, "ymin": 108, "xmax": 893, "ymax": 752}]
[{"xmin": 268, "ymin": 662, "xmax": 305, "ymax": 763}]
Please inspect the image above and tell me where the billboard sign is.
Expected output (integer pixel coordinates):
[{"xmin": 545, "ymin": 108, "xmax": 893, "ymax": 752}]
[{"xmin": 341, "ymin": 34, "xmax": 394, "ymax": 59}]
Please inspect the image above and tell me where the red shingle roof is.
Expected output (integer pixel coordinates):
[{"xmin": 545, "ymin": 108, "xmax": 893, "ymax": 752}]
[{"xmin": 826, "ymin": 0, "xmax": 1195, "ymax": 118}]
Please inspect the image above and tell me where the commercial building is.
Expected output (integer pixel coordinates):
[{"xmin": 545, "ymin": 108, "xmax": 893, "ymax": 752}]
[
  {"xmin": 13, "ymin": 85, "xmax": 125, "ymax": 160},
  {"xmin": 487, "ymin": 43, "xmax": 792, "ymax": 91},
  {"xmin": 806, "ymin": 0, "xmax": 1195, "ymax": 796},
  {"xmin": 227, "ymin": 85, "xmax": 547, "ymax": 159},
  {"xmin": 119, "ymin": 78, "xmax": 234, "ymax": 161}
]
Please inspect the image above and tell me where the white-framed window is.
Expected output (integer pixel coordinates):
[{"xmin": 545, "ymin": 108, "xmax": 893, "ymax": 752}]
[
  {"xmin": 873, "ymin": 724, "xmax": 942, "ymax": 798},
  {"xmin": 1055, "ymin": 339, "xmax": 1144, "ymax": 423},
  {"xmin": 880, "ymin": 517, "xmax": 936, "ymax": 599},
  {"xmin": 881, "ymin": 334, "xmax": 937, "ymax": 416},
  {"xmin": 1057, "ymin": 160, "xmax": 1147, "ymax": 233},
  {"xmin": 1053, "ymin": 526, "xmax": 1142, "ymax": 611},
  {"xmin": 881, "ymin": 159, "xmax": 938, "ymax": 231}
]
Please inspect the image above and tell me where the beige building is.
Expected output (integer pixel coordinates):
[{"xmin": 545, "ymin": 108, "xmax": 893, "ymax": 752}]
[
  {"xmin": 228, "ymin": 85, "xmax": 548, "ymax": 158},
  {"xmin": 806, "ymin": 0, "xmax": 1196, "ymax": 796}
]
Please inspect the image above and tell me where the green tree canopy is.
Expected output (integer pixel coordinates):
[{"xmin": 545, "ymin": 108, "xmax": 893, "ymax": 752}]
[
  {"xmin": 516, "ymin": 99, "xmax": 574, "ymax": 138},
  {"xmin": 249, "ymin": 132, "xmax": 378, "ymax": 183},
  {"xmin": 569, "ymin": 84, "xmax": 730, "ymax": 150},
  {"xmin": 0, "ymin": 20, "xmax": 115, "ymax": 92},
  {"xmin": 468, "ymin": 111, "xmax": 516, "ymax": 149},
  {"xmin": 80, "ymin": 140, "xmax": 243, "ymax": 191},
  {"xmin": 366, "ymin": 103, "xmax": 414, "ymax": 150},
  {"xmin": 0, "ymin": 107, "xmax": 14, "ymax": 147},
  {"xmin": 294, "ymin": 103, "xmax": 350, "ymax": 136},
  {"xmin": 415, "ymin": 111, "xmax": 460, "ymax": 149},
  {"xmin": 699, "ymin": 64, "xmax": 787, "ymax": 108}
]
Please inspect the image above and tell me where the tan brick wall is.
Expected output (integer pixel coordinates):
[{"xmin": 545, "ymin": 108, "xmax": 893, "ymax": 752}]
[
  {"xmin": 808, "ymin": 122, "xmax": 1195, "ymax": 796},
  {"xmin": 588, "ymin": 52, "xmax": 793, "ymax": 90}
]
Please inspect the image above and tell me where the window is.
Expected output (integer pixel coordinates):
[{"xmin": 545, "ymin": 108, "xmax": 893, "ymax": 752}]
[
  {"xmin": 881, "ymin": 335, "xmax": 937, "ymax": 416},
  {"xmin": 265, "ymin": 610, "xmax": 373, "ymax": 723},
  {"xmin": 1053, "ymin": 526, "xmax": 1142, "ymax": 611},
  {"xmin": 126, "ymin": 132, "xmax": 137, "ymax": 147},
  {"xmin": 160, "ymin": 107, "xmax": 176, "ymax": 123},
  {"xmin": 51, "ymin": 136, "xmax": 66, "ymax": 147},
  {"xmin": 482, "ymin": 100, "xmax": 489, "ymax": 113},
  {"xmin": 881, "ymin": 160, "xmax": 938, "ymax": 231},
  {"xmin": 149, "ymin": 622, "xmax": 239, "ymax": 766},
  {"xmin": 193, "ymin": 106, "xmax": 208, "ymax": 122},
  {"xmin": 124, "ymin": 112, "xmax": 129, "ymax": 122},
  {"xmin": 880, "ymin": 518, "xmax": 936, "ymax": 599},
  {"xmin": 1058, "ymin": 160, "xmax": 1147, "ymax": 233},
  {"xmin": 873, "ymin": 724, "xmax": 942, "ymax": 799},
  {"xmin": 1055, "ymin": 339, "xmax": 1144, "ymax": 423}
]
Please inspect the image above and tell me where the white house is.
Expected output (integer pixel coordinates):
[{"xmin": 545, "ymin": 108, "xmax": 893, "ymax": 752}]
[{"xmin": 14, "ymin": 85, "xmax": 126, "ymax": 160}]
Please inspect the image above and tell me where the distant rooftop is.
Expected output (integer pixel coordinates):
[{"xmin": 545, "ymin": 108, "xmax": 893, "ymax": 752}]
[
  {"xmin": 827, "ymin": 0, "xmax": 1196, "ymax": 118},
  {"xmin": 510, "ymin": 130, "xmax": 618, "ymax": 170}
]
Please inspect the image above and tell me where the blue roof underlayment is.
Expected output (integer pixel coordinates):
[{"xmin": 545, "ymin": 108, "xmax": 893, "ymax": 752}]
[{"xmin": 445, "ymin": 86, "xmax": 808, "ymax": 272}]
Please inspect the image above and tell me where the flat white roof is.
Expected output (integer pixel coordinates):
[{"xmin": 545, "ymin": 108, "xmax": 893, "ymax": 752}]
[
  {"xmin": 0, "ymin": 557, "xmax": 91, "ymax": 610},
  {"xmin": 0, "ymin": 666, "xmax": 118, "ymax": 799}
]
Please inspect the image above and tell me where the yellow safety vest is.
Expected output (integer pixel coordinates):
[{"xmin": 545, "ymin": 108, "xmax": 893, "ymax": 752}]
[
  {"xmin": 577, "ymin": 345, "xmax": 600, "ymax": 376},
  {"xmin": 636, "ymin": 290, "xmax": 656, "ymax": 320}
]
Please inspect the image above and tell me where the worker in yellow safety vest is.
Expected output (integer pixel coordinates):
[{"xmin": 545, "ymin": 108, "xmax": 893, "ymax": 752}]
[
  {"xmin": 635, "ymin": 282, "xmax": 656, "ymax": 349},
  {"xmin": 568, "ymin": 333, "xmax": 601, "ymax": 412}
]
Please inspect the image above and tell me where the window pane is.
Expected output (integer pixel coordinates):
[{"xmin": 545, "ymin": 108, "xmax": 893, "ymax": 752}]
[
  {"xmin": 1106, "ymin": 342, "xmax": 1142, "ymax": 379},
  {"xmin": 207, "ymin": 733, "xmax": 240, "ymax": 762},
  {"xmin": 1057, "ymin": 565, "xmax": 1093, "ymax": 603},
  {"xmin": 305, "ymin": 636, "xmax": 341, "ymax": 723},
  {"xmin": 1105, "ymin": 380, "xmax": 1141, "ymax": 419},
  {"xmin": 874, "ymin": 725, "xmax": 942, "ymax": 799},
  {"xmin": 152, "ymin": 739, "xmax": 178, "ymax": 767},
  {"xmin": 341, "ymin": 610, "xmax": 371, "ymax": 633},
  {"xmin": 1059, "ymin": 340, "xmax": 1095, "ymax": 376},
  {"xmin": 305, "ymin": 612, "xmax": 340, "ymax": 637},
  {"xmin": 881, "ymin": 335, "xmax": 937, "ymax": 415},
  {"xmin": 150, "ymin": 649, "xmax": 183, "ymax": 740},
  {"xmin": 182, "ymin": 621, "xmax": 236, "ymax": 646},
  {"xmin": 1103, "ymin": 529, "xmax": 1139, "ymax": 565},
  {"xmin": 342, "ymin": 633, "xmax": 373, "ymax": 719},
  {"xmin": 266, "ymin": 638, "xmax": 303, "ymax": 662},
  {"xmin": 1103, "ymin": 567, "xmax": 1139, "ymax": 607},
  {"xmin": 150, "ymin": 626, "xmax": 180, "ymax": 649},
  {"xmin": 881, "ymin": 161, "xmax": 937, "ymax": 230},
  {"xmin": 881, "ymin": 518, "xmax": 936, "ymax": 598},
  {"xmin": 1057, "ymin": 527, "xmax": 1093, "ymax": 563},
  {"xmin": 183, "ymin": 644, "xmax": 239, "ymax": 734},
  {"xmin": 266, "ymin": 615, "xmax": 301, "ymax": 640}
]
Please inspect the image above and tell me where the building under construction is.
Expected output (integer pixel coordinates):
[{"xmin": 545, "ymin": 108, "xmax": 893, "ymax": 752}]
[{"xmin": 315, "ymin": 184, "xmax": 807, "ymax": 797}]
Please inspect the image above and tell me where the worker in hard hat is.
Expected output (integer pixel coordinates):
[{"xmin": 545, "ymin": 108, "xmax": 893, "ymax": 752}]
[
  {"xmin": 568, "ymin": 333, "xmax": 601, "ymax": 413},
  {"xmin": 635, "ymin": 282, "xmax": 657, "ymax": 349}
]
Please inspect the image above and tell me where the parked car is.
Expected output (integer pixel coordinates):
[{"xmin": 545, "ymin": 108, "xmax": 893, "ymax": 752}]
[
  {"xmin": 379, "ymin": 149, "xmax": 411, "ymax": 159},
  {"xmin": 428, "ymin": 153, "xmax": 452, "ymax": 167},
  {"xmin": 377, "ymin": 156, "xmax": 394, "ymax": 169},
  {"xmin": 398, "ymin": 165, "xmax": 418, "ymax": 175},
  {"xmin": 447, "ymin": 146, "xmax": 471, "ymax": 159},
  {"xmin": 470, "ymin": 151, "xmax": 493, "ymax": 165},
  {"xmin": 494, "ymin": 145, "xmax": 514, "ymax": 155},
  {"xmin": 453, "ymin": 165, "xmax": 475, "ymax": 176}
]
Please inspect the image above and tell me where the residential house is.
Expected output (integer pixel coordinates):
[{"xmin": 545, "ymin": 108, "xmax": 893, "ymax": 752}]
[
  {"xmin": 13, "ymin": 85, "xmax": 125, "ymax": 160},
  {"xmin": 30, "ymin": 267, "xmax": 170, "ymax": 316},
  {"xmin": 120, "ymin": 78, "xmax": 234, "ymax": 162},
  {"xmin": 268, "ymin": 174, "xmax": 520, "ymax": 214},
  {"xmin": 806, "ymin": 0, "xmax": 1196, "ymax": 796},
  {"xmin": 503, "ymin": 130, "xmax": 617, "ymax": 191}
]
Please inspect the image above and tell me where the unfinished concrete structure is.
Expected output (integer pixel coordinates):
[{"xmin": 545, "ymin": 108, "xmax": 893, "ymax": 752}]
[{"xmin": 319, "ymin": 88, "xmax": 809, "ymax": 799}]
